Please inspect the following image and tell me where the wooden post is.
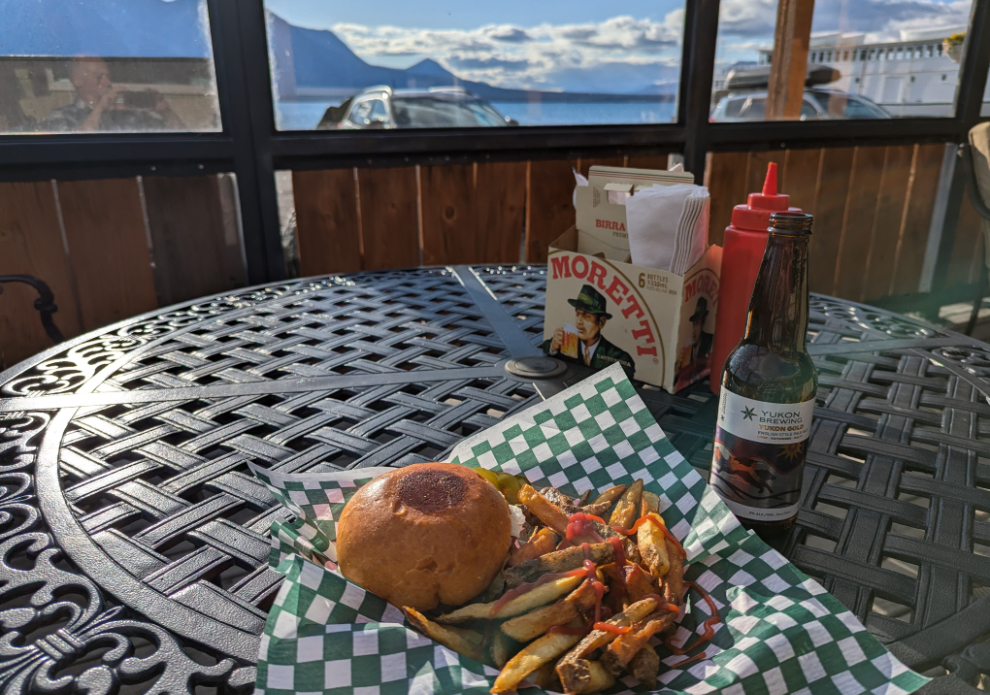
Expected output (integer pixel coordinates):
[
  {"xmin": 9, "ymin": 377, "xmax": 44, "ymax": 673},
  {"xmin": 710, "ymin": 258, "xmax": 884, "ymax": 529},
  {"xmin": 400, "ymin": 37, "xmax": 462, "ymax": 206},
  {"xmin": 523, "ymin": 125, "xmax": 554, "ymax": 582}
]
[{"xmin": 766, "ymin": 0, "xmax": 816, "ymax": 120}]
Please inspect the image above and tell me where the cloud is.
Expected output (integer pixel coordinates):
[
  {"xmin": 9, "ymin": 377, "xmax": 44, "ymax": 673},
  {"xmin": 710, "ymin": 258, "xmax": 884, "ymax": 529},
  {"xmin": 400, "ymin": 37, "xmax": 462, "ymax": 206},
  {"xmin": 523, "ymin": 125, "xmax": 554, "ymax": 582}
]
[
  {"xmin": 487, "ymin": 26, "xmax": 531, "ymax": 43},
  {"xmin": 331, "ymin": 13, "xmax": 686, "ymax": 92}
]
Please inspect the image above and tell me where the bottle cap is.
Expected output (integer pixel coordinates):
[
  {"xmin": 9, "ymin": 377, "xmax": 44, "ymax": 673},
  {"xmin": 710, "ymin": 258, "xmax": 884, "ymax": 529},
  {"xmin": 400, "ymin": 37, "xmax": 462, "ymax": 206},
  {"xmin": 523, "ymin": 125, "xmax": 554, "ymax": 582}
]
[
  {"xmin": 769, "ymin": 211, "xmax": 813, "ymax": 235},
  {"xmin": 730, "ymin": 162, "xmax": 801, "ymax": 232}
]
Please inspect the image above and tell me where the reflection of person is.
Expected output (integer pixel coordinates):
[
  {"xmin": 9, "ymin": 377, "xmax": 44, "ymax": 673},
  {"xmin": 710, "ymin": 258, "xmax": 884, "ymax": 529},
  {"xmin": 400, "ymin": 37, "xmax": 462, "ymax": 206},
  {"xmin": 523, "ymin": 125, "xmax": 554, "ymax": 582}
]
[
  {"xmin": 42, "ymin": 57, "xmax": 184, "ymax": 132},
  {"xmin": 677, "ymin": 297, "xmax": 713, "ymax": 371},
  {"xmin": 544, "ymin": 284, "xmax": 635, "ymax": 377}
]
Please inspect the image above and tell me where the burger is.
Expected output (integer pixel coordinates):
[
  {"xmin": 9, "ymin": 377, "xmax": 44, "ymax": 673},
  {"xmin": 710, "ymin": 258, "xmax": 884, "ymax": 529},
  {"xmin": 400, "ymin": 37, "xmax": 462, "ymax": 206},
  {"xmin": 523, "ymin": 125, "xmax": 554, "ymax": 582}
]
[{"xmin": 336, "ymin": 462, "xmax": 513, "ymax": 611}]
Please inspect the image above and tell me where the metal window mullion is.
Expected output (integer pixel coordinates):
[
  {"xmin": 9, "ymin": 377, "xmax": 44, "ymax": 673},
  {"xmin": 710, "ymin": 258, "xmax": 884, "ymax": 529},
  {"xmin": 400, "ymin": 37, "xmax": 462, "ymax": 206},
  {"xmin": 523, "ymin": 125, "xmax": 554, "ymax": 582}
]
[
  {"xmin": 678, "ymin": 0, "xmax": 721, "ymax": 181},
  {"xmin": 206, "ymin": 0, "xmax": 285, "ymax": 284}
]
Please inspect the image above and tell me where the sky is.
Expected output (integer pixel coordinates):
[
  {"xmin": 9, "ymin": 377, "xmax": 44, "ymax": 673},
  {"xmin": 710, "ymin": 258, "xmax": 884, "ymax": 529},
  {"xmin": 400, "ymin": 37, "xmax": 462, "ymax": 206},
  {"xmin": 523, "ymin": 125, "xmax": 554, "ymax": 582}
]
[{"xmin": 263, "ymin": 0, "xmax": 974, "ymax": 92}]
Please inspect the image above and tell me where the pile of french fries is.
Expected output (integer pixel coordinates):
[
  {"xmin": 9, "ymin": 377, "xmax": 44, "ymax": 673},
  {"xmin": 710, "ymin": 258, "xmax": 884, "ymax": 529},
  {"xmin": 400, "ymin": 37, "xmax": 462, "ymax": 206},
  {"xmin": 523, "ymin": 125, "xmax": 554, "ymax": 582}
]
[{"xmin": 401, "ymin": 479, "xmax": 698, "ymax": 694}]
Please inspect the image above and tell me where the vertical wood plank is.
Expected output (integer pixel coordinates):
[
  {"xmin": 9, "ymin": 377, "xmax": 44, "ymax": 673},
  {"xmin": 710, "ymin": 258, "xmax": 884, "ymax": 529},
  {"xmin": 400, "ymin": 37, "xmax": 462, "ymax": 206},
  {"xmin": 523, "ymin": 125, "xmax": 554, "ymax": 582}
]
[
  {"xmin": 356, "ymin": 166, "xmax": 420, "ymax": 269},
  {"xmin": 475, "ymin": 161, "xmax": 527, "ymax": 264},
  {"xmin": 781, "ymin": 148, "xmax": 822, "ymax": 214},
  {"xmin": 142, "ymin": 175, "xmax": 246, "ymax": 307},
  {"xmin": 420, "ymin": 163, "xmax": 475, "ymax": 266},
  {"xmin": 0, "ymin": 182, "xmax": 83, "ymax": 366},
  {"xmin": 890, "ymin": 143, "xmax": 945, "ymax": 295},
  {"xmin": 832, "ymin": 146, "xmax": 887, "ymax": 300},
  {"xmin": 705, "ymin": 151, "xmax": 750, "ymax": 246},
  {"xmin": 947, "ymin": 185, "xmax": 985, "ymax": 288},
  {"xmin": 293, "ymin": 169, "xmax": 362, "ymax": 275},
  {"xmin": 57, "ymin": 178, "xmax": 158, "ymax": 331},
  {"xmin": 862, "ymin": 145, "xmax": 914, "ymax": 301},
  {"xmin": 526, "ymin": 159, "xmax": 578, "ymax": 263},
  {"xmin": 809, "ymin": 147, "xmax": 855, "ymax": 295}
]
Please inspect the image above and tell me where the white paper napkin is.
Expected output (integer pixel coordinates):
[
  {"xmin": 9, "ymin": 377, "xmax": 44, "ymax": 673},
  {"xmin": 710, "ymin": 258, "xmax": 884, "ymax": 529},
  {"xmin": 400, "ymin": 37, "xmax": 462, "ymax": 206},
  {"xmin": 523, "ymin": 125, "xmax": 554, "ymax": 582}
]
[{"xmin": 626, "ymin": 183, "xmax": 709, "ymax": 273}]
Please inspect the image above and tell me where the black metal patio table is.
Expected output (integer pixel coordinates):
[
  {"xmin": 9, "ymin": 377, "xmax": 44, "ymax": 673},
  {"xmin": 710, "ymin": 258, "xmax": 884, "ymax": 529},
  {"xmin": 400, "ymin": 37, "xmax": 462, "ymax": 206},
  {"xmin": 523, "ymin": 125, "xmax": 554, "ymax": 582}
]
[{"xmin": 2, "ymin": 265, "xmax": 990, "ymax": 694}]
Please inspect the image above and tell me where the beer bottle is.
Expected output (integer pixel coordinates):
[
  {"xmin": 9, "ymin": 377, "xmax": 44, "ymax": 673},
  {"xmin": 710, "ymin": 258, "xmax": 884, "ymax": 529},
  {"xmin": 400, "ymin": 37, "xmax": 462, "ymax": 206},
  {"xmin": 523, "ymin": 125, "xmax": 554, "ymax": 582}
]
[{"xmin": 709, "ymin": 211, "xmax": 817, "ymax": 537}]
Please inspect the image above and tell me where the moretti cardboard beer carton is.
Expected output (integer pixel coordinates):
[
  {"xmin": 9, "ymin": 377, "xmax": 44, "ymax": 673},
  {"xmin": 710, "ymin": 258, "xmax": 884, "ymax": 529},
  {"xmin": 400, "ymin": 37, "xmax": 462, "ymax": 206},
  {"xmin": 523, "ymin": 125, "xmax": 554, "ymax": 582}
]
[{"xmin": 543, "ymin": 166, "xmax": 722, "ymax": 393}]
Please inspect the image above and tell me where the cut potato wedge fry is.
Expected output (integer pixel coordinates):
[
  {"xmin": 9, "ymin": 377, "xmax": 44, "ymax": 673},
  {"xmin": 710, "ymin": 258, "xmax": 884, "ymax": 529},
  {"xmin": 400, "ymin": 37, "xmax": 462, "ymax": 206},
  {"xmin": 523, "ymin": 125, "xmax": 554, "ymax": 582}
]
[
  {"xmin": 503, "ymin": 542, "xmax": 615, "ymax": 588},
  {"xmin": 601, "ymin": 611, "xmax": 672, "ymax": 675},
  {"xmin": 491, "ymin": 630, "xmax": 584, "ymax": 693},
  {"xmin": 402, "ymin": 607, "xmax": 482, "ymax": 659},
  {"xmin": 527, "ymin": 661, "xmax": 558, "ymax": 690},
  {"xmin": 491, "ymin": 631, "xmax": 515, "ymax": 669},
  {"xmin": 591, "ymin": 484, "xmax": 626, "ymax": 508},
  {"xmin": 662, "ymin": 536, "xmax": 685, "ymax": 607},
  {"xmin": 578, "ymin": 660, "xmax": 616, "ymax": 694},
  {"xmin": 640, "ymin": 490, "xmax": 660, "ymax": 517},
  {"xmin": 508, "ymin": 527, "xmax": 558, "ymax": 567},
  {"xmin": 435, "ymin": 575, "xmax": 582, "ymax": 623},
  {"xmin": 608, "ymin": 479, "xmax": 643, "ymax": 529},
  {"xmin": 556, "ymin": 597, "xmax": 657, "ymax": 678},
  {"xmin": 501, "ymin": 580, "xmax": 597, "ymax": 642},
  {"xmin": 629, "ymin": 646, "xmax": 660, "ymax": 688},
  {"xmin": 637, "ymin": 513, "xmax": 671, "ymax": 578},
  {"xmin": 519, "ymin": 484, "xmax": 571, "ymax": 535}
]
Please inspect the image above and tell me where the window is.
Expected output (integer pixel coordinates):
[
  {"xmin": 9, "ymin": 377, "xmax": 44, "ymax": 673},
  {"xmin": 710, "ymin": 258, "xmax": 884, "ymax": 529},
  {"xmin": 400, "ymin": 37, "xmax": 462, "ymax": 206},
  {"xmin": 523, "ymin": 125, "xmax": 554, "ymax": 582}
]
[
  {"xmin": 263, "ymin": 0, "xmax": 687, "ymax": 130},
  {"xmin": 710, "ymin": 0, "xmax": 974, "ymax": 121},
  {"xmin": 0, "ymin": 0, "xmax": 220, "ymax": 134}
]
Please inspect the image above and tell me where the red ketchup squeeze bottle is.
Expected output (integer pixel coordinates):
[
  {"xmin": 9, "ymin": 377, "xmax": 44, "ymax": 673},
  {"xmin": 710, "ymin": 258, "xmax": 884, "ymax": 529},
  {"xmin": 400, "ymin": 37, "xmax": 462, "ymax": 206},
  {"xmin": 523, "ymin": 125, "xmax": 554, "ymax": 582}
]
[{"xmin": 709, "ymin": 163, "xmax": 801, "ymax": 394}]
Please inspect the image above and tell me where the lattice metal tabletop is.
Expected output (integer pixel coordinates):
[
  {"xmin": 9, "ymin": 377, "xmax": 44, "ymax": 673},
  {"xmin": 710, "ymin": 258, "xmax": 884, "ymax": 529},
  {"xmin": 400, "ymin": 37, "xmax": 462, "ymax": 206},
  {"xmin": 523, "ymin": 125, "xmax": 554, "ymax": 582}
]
[{"xmin": 2, "ymin": 265, "xmax": 990, "ymax": 694}]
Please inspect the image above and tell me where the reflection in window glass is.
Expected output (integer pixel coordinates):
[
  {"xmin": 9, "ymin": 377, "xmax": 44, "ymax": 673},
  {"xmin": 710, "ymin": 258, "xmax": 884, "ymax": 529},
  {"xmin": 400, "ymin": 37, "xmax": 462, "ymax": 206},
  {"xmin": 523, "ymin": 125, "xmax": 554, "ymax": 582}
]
[
  {"xmin": 710, "ymin": 0, "xmax": 979, "ymax": 121},
  {"xmin": 263, "ymin": 1, "xmax": 687, "ymax": 130},
  {"xmin": 1, "ymin": 0, "xmax": 220, "ymax": 134}
]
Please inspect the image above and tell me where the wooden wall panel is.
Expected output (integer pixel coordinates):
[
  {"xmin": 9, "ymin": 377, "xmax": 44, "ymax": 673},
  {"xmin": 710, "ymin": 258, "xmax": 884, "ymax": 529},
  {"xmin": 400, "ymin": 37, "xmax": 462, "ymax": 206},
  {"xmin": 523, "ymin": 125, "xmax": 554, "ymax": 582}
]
[
  {"xmin": 781, "ymin": 148, "xmax": 822, "ymax": 214},
  {"xmin": 526, "ymin": 159, "xmax": 577, "ymax": 263},
  {"xmin": 948, "ymin": 185, "xmax": 985, "ymax": 288},
  {"xmin": 705, "ymin": 152, "xmax": 749, "ymax": 245},
  {"xmin": 744, "ymin": 150, "xmax": 780, "ymax": 201},
  {"xmin": 293, "ymin": 169, "xmax": 362, "ymax": 276},
  {"xmin": 809, "ymin": 147, "xmax": 855, "ymax": 295},
  {"xmin": 420, "ymin": 163, "xmax": 475, "ymax": 266},
  {"xmin": 891, "ymin": 144, "xmax": 945, "ymax": 295},
  {"xmin": 0, "ymin": 182, "xmax": 83, "ymax": 366},
  {"xmin": 142, "ymin": 175, "xmax": 246, "ymax": 307},
  {"xmin": 475, "ymin": 161, "xmax": 527, "ymax": 264},
  {"xmin": 357, "ymin": 167, "xmax": 420, "ymax": 269},
  {"xmin": 833, "ymin": 146, "xmax": 887, "ymax": 300},
  {"xmin": 862, "ymin": 145, "xmax": 914, "ymax": 301},
  {"xmin": 56, "ymin": 178, "xmax": 157, "ymax": 331},
  {"xmin": 625, "ymin": 155, "xmax": 671, "ymax": 171}
]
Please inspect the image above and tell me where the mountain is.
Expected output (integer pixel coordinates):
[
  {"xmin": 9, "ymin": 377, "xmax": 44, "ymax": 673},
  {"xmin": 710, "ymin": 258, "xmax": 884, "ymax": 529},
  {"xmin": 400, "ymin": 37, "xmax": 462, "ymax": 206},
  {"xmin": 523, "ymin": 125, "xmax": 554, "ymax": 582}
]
[
  {"xmin": 0, "ymin": 0, "xmax": 211, "ymax": 58},
  {"xmin": 267, "ymin": 12, "xmax": 671, "ymax": 103}
]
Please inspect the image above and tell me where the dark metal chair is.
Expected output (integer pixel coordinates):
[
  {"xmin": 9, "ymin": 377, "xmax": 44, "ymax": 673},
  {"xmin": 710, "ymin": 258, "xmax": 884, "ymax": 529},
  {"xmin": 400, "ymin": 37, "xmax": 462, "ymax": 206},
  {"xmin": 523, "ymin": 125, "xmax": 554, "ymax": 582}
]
[{"xmin": 0, "ymin": 274, "xmax": 64, "ymax": 344}]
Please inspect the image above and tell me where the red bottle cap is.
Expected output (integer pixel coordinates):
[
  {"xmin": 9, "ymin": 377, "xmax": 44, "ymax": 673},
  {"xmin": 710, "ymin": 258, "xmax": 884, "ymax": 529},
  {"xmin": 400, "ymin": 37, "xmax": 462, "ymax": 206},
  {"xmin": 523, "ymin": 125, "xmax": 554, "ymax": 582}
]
[{"xmin": 730, "ymin": 162, "xmax": 800, "ymax": 231}]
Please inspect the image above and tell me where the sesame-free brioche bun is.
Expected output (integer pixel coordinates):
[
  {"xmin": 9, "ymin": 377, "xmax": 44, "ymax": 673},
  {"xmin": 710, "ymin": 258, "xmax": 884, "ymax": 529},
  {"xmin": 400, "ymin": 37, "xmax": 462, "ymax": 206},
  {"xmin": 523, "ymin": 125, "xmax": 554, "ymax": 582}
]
[{"xmin": 336, "ymin": 462, "xmax": 512, "ymax": 611}]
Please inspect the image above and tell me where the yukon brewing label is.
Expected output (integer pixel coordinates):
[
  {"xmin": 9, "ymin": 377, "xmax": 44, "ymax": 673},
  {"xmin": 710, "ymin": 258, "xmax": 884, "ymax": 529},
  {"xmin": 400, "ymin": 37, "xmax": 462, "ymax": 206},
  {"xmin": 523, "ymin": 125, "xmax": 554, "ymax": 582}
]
[{"xmin": 710, "ymin": 389, "xmax": 815, "ymax": 521}]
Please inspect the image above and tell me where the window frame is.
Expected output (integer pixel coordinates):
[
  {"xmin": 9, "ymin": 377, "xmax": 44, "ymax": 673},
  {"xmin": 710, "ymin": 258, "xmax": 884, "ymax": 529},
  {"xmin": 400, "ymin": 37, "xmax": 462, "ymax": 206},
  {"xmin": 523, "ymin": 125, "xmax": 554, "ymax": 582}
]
[{"xmin": 0, "ymin": 0, "xmax": 987, "ymax": 290}]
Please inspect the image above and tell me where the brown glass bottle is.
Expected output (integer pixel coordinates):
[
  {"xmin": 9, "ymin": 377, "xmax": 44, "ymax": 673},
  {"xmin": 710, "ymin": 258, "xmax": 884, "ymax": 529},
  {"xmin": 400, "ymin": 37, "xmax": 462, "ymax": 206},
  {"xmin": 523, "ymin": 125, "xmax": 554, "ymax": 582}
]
[{"xmin": 710, "ymin": 211, "xmax": 818, "ymax": 538}]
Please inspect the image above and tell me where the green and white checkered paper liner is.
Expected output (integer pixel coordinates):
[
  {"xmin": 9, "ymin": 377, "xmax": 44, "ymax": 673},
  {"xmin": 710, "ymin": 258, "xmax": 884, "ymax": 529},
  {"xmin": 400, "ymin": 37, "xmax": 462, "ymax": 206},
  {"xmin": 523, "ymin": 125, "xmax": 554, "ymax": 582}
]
[{"xmin": 250, "ymin": 364, "xmax": 928, "ymax": 695}]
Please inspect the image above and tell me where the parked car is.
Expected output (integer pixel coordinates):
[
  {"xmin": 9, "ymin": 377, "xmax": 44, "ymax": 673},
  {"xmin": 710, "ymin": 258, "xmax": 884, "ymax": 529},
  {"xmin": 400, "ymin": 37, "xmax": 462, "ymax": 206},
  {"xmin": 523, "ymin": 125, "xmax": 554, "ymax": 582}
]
[
  {"xmin": 317, "ymin": 86, "xmax": 517, "ymax": 130},
  {"xmin": 711, "ymin": 88, "xmax": 891, "ymax": 122}
]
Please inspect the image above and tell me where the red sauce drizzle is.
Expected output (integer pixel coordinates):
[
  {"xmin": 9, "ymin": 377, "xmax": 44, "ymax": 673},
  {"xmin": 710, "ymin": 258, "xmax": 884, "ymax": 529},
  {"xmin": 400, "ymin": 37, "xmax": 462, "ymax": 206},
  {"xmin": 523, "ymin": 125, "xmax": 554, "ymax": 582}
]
[
  {"xmin": 664, "ymin": 581, "xmax": 721, "ymax": 656},
  {"xmin": 593, "ymin": 622, "xmax": 632, "ymax": 634},
  {"xmin": 606, "ymin": 536, "xmax": 628, "ymax": 602},
  {"xmin": 611, "ymin": 514, "xmax": 687, "ymax": 558},
  {"xmin": 561, "ymin": 512, "xmax": 606, "ymax": 548},
  {"xmin": 670, "ymin": 651, "xmax": 707, "ymax": 669}
]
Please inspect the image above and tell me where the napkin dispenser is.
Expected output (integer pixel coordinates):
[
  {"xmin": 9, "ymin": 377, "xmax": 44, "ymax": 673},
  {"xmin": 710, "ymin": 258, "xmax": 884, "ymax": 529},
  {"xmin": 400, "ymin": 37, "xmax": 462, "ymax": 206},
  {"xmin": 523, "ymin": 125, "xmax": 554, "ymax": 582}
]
[{"xmin": 544, "ymin": 165, "xmax": 722, "ymax": 393}]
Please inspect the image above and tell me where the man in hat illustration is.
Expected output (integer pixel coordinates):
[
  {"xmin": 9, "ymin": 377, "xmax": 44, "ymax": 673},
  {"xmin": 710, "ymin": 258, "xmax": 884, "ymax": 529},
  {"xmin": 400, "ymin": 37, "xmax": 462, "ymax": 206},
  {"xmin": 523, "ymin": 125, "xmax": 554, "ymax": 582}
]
[
  {"xmin": 544, "ymin": 284, "xmax": 635, "ymax": 377},
  {"xmin": 677, "ymin": 296, "xmax": 713, "ymax": 371}
]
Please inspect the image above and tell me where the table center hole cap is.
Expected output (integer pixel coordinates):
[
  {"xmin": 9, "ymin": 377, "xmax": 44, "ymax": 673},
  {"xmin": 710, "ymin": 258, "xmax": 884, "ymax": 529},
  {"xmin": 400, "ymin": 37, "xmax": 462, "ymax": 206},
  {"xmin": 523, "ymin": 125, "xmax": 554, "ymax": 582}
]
[{"xmin": 505, "ymin": 356, "xmax": 567, "ymax": 379}]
